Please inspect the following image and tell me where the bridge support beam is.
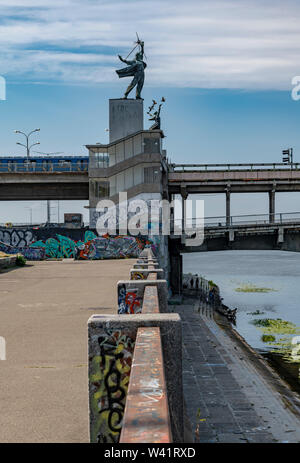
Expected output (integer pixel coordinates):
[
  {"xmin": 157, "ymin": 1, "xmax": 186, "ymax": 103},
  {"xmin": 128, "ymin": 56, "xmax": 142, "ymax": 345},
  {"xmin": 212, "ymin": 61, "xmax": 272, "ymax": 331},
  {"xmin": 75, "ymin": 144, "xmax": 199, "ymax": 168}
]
[
  {"xmin": 269, "ymin": 189, "xmax": 275, "ymax": 223},
  {"xmin": 180, "ymin": 187, "xmax": 188, "ymax": 239},
  {"xmin": 169, "ymin": 252, "xmax": 182, "ymax": 294},
  {"xmin": 278, "ymin": 227, "xmax": 284, "ymax": 244},
  {"xmin": 226, "ymin": 189, "xmax": 231, "ymax": 226}
]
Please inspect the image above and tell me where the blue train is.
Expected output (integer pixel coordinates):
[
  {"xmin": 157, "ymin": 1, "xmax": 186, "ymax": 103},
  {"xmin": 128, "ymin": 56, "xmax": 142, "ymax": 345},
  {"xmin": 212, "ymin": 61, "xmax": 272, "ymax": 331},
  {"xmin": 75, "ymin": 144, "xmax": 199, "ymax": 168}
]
[{"xmin": 0, "ymin": 156, "xmax": 89, "ymax": 173}]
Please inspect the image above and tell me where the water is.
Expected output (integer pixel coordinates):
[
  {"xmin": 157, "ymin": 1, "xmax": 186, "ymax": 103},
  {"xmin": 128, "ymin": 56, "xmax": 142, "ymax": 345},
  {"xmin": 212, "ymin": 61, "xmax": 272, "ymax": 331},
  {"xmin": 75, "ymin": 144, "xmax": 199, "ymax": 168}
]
[{"xmin": 183, "ymin": 250, "xmax": 300, "ymax": 389}]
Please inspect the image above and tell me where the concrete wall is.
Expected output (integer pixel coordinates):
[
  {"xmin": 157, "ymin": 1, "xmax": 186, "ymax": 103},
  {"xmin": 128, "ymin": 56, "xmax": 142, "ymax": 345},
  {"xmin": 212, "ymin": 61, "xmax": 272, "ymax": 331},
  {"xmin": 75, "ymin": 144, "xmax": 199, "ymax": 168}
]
[{"xmin": 0, "ymin": 227, "xmax": 158, "ymax": 260}]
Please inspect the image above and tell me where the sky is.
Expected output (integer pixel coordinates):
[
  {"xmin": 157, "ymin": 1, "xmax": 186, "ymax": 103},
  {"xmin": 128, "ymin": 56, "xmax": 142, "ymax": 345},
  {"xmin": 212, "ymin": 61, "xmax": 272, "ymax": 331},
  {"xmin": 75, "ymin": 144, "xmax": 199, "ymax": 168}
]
[{"xmin": 1, "ymin": 0, "xmax": 300, "ymax": 223}]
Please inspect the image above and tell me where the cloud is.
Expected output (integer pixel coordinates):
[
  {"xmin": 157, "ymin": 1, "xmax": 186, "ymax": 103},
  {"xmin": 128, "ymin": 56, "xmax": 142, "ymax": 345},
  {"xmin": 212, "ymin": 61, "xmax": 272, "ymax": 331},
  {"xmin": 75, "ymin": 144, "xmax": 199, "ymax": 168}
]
[{"xmin": 0, "ymin": 0, "xmax": 300, "ymax": 89}]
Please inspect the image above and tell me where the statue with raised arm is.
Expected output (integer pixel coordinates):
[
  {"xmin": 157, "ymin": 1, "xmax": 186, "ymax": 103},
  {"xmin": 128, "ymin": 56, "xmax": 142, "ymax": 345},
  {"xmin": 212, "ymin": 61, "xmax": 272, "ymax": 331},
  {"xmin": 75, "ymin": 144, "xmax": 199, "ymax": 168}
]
[{"xmin": 116, "ymin": 35, "xmax": 147, "ymax": 99}]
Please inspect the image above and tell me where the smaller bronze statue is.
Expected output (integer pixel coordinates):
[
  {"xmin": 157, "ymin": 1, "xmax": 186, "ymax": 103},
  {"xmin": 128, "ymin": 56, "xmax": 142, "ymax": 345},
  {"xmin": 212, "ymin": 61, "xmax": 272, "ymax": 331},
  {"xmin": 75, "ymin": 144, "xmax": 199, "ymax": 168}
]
[
  {"xmin": 116, "ymin": 34, "xmax": 147, "ymax": 99},
  {"xmin": 147, "ymin": 97, "xmax": 165, "ymax": 130}
]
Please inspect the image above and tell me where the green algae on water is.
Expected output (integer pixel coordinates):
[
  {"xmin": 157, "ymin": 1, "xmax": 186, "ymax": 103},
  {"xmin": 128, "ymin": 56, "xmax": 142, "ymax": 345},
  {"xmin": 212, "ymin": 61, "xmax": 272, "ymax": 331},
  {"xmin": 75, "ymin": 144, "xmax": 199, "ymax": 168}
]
[
  {"xmin": 235, "ymin": 283, "xmax": 276, "ymax": 293},
  {"xmin": 252, "ymin": 318, "xmax": 300, "ymax": 364},
  {"xmin": 251, "ymin": 318, "xmax": 300, "ymax": 335}
]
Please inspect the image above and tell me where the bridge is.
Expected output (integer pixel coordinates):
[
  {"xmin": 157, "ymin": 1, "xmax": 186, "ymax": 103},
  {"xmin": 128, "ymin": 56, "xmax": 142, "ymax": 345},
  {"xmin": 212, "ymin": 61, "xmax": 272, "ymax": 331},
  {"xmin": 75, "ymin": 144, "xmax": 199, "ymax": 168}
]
[
  {"xmin": 168, "ymin": 211, "xmax": 300, "ymax": 293},
  {"xmin": 168, "ymin": 162, "xmax": 300, "ymax": 225},
  {"xmin": 0, "ymin": 157, "xmax": 89, "ymax": 200},
  {"xmin": 1, "ymin": 158, "xmax": 300, "ymax": 215}
]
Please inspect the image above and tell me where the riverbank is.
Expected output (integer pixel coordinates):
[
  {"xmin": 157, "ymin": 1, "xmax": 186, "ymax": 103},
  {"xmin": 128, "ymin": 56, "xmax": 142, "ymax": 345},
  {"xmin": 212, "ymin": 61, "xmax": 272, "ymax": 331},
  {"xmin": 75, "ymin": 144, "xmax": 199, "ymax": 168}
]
[{"xmin": 176, "ymin": 296, "xmax": 300, "ymax": 443}]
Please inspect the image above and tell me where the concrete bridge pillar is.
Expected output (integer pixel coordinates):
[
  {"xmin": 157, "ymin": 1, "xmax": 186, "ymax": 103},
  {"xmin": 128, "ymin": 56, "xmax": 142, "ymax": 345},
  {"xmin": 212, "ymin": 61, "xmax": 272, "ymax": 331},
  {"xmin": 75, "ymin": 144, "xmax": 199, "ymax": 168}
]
[
  {"xmin": 180, "ymin": 187, "xmax": 188, "ymax": 236},
  {"xmin": 226, "ymin": 189, "xmax": 231, "ymax": 226},
  {"xmin": 269, "ymin": 189, "xmax": 275, "ymax": 223},
  {"xmin": 169, "ymin": 248, "xmax": 183, "ymax": 294}
]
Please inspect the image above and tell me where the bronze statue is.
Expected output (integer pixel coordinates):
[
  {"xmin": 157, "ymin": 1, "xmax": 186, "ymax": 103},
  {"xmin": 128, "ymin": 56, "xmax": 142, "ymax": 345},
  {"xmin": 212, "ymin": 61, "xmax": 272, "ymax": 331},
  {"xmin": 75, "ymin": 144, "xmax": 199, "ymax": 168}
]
[
  {"xmin": 116, "ymin": 35, "xmax": 147, "ymax": 99},
  {"xmin": 147, "ymin": 97, "xmax": 165, "ymax": 130}
]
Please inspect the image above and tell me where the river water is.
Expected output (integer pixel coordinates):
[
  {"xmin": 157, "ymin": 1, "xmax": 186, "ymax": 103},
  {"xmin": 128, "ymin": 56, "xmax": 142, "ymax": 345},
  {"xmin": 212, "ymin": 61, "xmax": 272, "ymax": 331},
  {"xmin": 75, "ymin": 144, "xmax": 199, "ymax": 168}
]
[{"xmin": 183, "ymin": 250, "xmax": 300, "ymax": 389}]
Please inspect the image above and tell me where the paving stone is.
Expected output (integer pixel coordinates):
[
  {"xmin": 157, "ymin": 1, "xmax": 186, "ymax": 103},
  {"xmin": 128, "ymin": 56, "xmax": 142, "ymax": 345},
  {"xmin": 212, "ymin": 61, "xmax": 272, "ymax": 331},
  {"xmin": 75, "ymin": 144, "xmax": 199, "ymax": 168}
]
[
  {"xmin": 179, "ymin": 303, "xmax": 279, "ymax": 444},
  {"xmin": 217, "ymin": 433, "xmax": 248, "ymax": 443}
]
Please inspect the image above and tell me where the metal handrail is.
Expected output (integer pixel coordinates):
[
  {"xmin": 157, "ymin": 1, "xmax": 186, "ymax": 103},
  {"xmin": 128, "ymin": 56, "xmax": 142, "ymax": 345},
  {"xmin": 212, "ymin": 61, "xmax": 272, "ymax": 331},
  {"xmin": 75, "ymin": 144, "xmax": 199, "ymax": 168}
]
[
  {"xmin": 173, "ymin": 211, "xmax": 300, "ymax": 229},
  {"xmin": 0, "ymin": 162, "xmax": 88, "ymax": 173},
  {"xmin": 170, "ymin": 162, "xmax": 299, "ymax": 171}
]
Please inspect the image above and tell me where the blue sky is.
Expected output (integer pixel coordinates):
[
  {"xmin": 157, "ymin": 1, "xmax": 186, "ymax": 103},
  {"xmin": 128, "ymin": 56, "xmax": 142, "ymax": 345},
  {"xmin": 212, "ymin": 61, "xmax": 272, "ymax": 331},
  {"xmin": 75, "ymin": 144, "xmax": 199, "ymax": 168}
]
[{"xmin": 0, "ymin": 0, "xmax": 300, "ymax": 223}]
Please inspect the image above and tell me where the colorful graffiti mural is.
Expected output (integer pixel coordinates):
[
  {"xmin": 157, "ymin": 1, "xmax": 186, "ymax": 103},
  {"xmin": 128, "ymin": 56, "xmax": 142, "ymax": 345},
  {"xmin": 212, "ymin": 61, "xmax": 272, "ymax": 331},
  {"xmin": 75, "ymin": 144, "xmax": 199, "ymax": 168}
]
[
  {"xmin": 30, "ymin": 233, "xmax": 87, "ymax": 259},
  {"xmin": 118, "ymin": 283, "xmax": 143, "ymax": 314},
  {"xmin": 0, "ymin": 241, "xmax": 45, "ymax": 260},
  {"xmin": 77, "ymin": 236, "xmax": 145, "ymax": 260},
  {"xmin": 0, "ymin": 226, "xmax": 157, "ymax": 261},
  {"xmin": 89, "ymin": 329, "xmax": 135, "ymax": 443}
]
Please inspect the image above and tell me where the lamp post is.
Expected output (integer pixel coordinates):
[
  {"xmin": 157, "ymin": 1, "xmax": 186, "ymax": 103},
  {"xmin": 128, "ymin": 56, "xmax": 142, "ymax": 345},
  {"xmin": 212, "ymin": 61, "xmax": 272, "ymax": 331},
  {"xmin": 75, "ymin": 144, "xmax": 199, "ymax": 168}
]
[{"xmin": 14, "ymin": 128, "xmax": 40, "ymax": 158}]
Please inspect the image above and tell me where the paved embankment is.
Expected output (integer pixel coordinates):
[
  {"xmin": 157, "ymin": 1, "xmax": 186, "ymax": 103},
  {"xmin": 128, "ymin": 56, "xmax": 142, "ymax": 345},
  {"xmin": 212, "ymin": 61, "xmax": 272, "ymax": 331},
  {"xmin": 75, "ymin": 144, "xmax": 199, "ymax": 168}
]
[
  {"xmin": 0, "ymin": 259, "xmax": 135, "ymax": 443},
  {"xmin": 177, "ymin": 300, "xmax": 300, "ymax": 443}
]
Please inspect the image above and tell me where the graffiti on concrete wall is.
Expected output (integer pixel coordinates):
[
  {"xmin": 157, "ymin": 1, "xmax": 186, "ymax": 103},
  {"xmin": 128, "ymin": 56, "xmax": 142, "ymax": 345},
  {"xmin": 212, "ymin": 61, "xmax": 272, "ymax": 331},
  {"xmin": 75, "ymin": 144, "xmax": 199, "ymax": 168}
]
[
  {"xmin": 89, "ymin": 329, "xmax": 135, "ymax": 443},
  {"xmin": 30, "ymin": 234, "xmax": 84, "ymax": 259},
  {"xmin": 0, "ymin": 229, "xmax": 34, "ymax": 247},
  {"xmin": 0, "ymin": 226, "xmax": 156, "ymax": 260},
  {"xmin": 131, "ymin": 271, "xmax": 146, "ymax": 280},
  {"xmin": 0, "ymin": 241, "xmax": 45, "ymax": 260},
  {"xmin": 77, "ymin": 235, "xmax": 144, "ymax": 260},
  {"xmin": 118, "ymin": 283, "xmax": 143, "ymax": 314}
]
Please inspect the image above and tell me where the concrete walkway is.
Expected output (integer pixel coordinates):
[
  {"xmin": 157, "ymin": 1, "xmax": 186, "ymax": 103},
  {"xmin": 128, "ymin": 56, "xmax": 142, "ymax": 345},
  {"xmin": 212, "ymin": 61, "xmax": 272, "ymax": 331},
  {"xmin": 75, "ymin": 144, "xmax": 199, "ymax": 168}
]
[
  {"xmin": 177, "ymin": 300, "xmax": 300, "ymax": 443},
  {"xmin": 0, "ymin": 259, "xmax": 135, "ymax": 443}
]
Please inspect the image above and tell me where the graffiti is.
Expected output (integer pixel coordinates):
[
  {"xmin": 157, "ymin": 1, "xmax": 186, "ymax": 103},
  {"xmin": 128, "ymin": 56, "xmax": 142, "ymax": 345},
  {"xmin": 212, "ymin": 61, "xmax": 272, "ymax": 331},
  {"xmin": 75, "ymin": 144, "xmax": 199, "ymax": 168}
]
[
  {"xmin": 118, "ymin": 284, "xmax": 127, "ymax": 314},
  {"xmin": 30, "ymin": 233, "xmax": 151, "ymax": 260},
  {"xmin": 0, "ymin": 229, "xmax": 34, "ymax": 247},
  {"xmin": 0, "ymin": 226, "xmax": 156, "ymax": 260},
  {"xmin": 77, "ymin": 236, "xmax": 149, "ymax": 260},
  {"xmin": 0, "ymin": 241, "xmax": 45, "ymax": 260},
  {"xmin": 31, "ymin": 235, "xmax": 76, "ymax": 258},
  {"xmin": 90, "ymin": 329, "xmax": 135, "ymax": 443},
  {"xmin": 131, "ymin": 271, "xmax": 145, "ymax": 280},
  {"xmin": 118, "ymin": 283, "xmax": 142, "ymax": 314}
]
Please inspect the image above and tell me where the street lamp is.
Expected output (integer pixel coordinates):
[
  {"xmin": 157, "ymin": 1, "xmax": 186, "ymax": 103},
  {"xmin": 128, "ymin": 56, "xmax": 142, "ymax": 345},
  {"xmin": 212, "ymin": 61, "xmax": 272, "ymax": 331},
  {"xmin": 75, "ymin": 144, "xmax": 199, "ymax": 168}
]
[{"xmin": 14, "ymin": 128, "xmax": 40, "ymax": 159}]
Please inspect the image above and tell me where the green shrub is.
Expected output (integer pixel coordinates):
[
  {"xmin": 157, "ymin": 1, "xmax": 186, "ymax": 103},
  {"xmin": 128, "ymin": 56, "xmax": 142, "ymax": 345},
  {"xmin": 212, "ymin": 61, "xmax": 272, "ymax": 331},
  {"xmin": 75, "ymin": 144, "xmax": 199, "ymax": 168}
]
[{"xmin": 16, "ymin": 255, "xmax": 26, "ymax": 266}]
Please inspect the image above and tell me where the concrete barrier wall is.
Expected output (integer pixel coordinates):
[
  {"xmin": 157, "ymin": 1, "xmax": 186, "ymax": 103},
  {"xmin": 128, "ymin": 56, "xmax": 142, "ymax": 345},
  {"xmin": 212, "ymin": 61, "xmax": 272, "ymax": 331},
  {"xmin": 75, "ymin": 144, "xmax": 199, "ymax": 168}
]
[
  {"xmin": 88, "ymin": 247, "xmax": 184, "ymax": 444},
  {"xmin": 0, "ymin": 255, "xmax": 17, "ymax": 269},
  {"xmin": 0, "ymin": 227, "xmax": 158, "ymax": 260},
  {"xmin": 119, "ymin": 327, "xmax": 172, "ymax": 443}
]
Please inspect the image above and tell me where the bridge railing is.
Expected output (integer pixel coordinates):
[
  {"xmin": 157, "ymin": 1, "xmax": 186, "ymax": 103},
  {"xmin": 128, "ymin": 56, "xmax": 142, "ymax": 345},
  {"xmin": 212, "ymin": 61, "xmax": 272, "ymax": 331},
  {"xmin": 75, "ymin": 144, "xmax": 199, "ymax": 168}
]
[
  {"xmin": 172, "ymin": 211, "xmax": 300, "ymax": 230},
  {"xmin": 0, "ymin": 161, "xmax": 88, "ymax": 173},
  {"xmin": 120, "ymin": 249, "xmax": 174, "ymax": 443},
  {"xmin": 88, "ymin": 248, "xmax": 183, "ymax": 444},
  {"xmin": 170, "ymin": 162, "xmax": 300, "ymax": 171}
]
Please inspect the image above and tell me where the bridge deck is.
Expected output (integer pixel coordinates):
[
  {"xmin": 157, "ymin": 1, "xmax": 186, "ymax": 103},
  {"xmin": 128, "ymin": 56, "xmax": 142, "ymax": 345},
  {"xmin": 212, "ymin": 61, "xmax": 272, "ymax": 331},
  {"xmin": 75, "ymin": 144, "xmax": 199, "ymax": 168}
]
[
  {"xmin": 168, "ymin": 168, "xmax": 300, "ymax": 193},
  {"xmin": 177, "ymin": 300, "xmax": 300, "ymax": 443}
]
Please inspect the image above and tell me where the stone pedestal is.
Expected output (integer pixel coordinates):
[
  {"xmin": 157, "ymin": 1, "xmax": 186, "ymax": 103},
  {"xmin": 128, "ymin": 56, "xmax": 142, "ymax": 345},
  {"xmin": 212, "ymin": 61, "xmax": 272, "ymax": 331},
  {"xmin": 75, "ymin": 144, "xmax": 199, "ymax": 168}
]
[{"xmin": 109, "ymin": 99, "xmax": 143, "ymax": 143}]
